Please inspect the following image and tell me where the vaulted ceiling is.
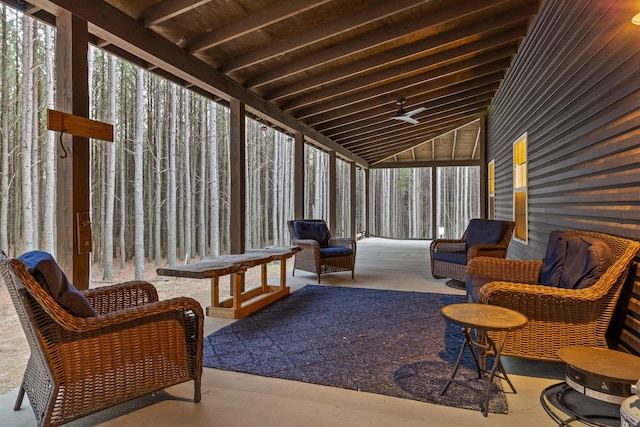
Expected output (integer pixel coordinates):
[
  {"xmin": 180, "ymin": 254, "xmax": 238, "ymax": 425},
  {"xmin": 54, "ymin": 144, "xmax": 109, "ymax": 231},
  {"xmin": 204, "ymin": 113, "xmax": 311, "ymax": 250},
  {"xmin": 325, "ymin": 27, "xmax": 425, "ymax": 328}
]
[{"xmin": 11, "ymin": 0, "xmax": 542, "ymax": 167}]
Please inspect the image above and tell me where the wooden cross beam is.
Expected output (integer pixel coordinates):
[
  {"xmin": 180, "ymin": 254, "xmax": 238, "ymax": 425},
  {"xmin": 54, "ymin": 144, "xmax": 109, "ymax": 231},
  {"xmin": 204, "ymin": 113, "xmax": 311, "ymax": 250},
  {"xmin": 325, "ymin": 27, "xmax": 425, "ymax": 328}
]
[{"xmin": 47, "ymin": 109, "xmax": 114, "ymax": 142}]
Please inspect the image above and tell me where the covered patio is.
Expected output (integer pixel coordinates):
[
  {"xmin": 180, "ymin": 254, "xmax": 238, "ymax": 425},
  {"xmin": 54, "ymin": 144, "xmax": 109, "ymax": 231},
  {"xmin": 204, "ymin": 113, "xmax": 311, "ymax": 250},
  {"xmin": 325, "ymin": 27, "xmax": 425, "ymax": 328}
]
[
  {"xmin": 0, "ymin": 238, "xmax": 565, "ymax": 426},
  {"xmin": 1, "ymin": 0, "xmax": 640, "ymax": 425}
]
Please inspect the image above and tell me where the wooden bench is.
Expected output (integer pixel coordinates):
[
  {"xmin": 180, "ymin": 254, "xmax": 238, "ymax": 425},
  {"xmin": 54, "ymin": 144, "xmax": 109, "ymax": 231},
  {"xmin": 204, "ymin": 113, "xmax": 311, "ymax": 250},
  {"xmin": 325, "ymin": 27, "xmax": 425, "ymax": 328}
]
[{"xmin": 156, "ymin": 246, "xmax": 300, "ymax": 319}]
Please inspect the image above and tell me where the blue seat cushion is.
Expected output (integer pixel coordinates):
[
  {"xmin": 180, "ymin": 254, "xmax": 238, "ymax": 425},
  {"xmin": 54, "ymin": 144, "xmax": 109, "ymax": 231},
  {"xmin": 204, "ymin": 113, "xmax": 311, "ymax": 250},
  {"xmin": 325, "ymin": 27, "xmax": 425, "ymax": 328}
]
[
  {"xmin": 432, "ymin": 251, "xmax": 467, "ymax": 265},
  {"xmin": 465, "ymin": 219, "xmax": 505, "ymax": 250},
  {"xmin": 539, "ymin": 230, "xmax": 574, "ymax": 287},
  {"xmin": 559, "ymin": 235, "xmax": 612, "ymax": 289},
  {"xmin": 319, "ymin": 246, "xmax": 352, "ymax": 258},
  {"xmin": 293, "ymin": 221, "xmax": 330, "ymax": 248},
  {"xmin": 18, "ymin": 251, "xmax": 97, "ymax": 317}
]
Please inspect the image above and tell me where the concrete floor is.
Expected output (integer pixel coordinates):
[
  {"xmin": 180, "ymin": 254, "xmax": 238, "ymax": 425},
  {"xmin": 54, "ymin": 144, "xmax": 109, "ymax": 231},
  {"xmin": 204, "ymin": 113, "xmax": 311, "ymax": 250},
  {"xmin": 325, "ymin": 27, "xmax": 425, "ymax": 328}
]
[{"xmin": 0, "ymin": 238, "xmax": 565, "ymax": 426}]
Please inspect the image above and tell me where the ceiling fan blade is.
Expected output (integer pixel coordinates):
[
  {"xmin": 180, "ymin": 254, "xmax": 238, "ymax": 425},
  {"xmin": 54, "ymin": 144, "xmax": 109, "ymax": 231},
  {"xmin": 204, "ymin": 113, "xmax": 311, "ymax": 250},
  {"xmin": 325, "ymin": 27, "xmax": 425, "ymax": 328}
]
[
  {"xmin": 392, "ymin": 115, "xmax": 419, "ymax": 125},
  {"xmin": 405, "ymin": 107, "xmax": 427, "ymax": 117}
]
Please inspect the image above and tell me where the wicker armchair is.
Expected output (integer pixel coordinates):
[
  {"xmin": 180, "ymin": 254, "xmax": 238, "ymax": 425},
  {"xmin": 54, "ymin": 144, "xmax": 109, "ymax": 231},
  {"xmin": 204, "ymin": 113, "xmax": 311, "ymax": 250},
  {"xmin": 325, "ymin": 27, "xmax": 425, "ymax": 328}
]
[
  {"xmin": 1, "ymin": 252, "xmax": 203, "ymax": 427},
  {"xmin": 288, "ymin": 219, "xmax": 356, "ymax": 283},
  {"xmin": 468, "ymin": 231, "xmax": 640, "ymax": 361},
  {"xmin": 430, "ymin": 219, "xmax": 515, "ymax": 283}
]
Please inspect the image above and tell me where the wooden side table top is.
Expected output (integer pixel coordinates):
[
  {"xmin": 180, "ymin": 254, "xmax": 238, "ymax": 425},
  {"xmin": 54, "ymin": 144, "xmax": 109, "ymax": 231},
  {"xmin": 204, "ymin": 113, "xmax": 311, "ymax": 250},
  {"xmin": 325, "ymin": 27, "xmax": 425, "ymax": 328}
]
[
  {"xmin": 441, "ymin": 303, "xmax": 528, "ymax": 332},
  {"xmin": 558, "ymin": 346, "xmax": 640, "ymax": 383}
]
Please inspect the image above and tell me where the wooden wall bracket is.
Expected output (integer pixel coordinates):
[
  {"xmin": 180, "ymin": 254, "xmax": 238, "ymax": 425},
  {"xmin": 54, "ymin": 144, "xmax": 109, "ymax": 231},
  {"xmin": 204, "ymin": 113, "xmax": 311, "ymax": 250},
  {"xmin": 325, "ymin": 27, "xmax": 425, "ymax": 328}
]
[{"xmin": 47, "ymin": 109, "xmax": 114, "ymax": 142}]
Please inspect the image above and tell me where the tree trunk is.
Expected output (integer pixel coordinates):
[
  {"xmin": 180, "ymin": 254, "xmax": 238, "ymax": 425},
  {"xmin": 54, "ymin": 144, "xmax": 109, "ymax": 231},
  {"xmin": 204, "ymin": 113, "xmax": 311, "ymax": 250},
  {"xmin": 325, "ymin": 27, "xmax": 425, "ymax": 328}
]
[
  {"xmin": 167, "ymin": 84, "xmax": 177, "ymax": 266},
  {"xmin": 209, "ymin": 101, "xmax": 219, "ymax": 256},
  {"xmin": 103, "ymin": 54, "xmax": 116, "ymax": 280},
  {"xmin": 133, "ymin": 67, "xmax": 145, "ymax": 279},
  {"xmin": 21, "ymin": 17, "xmax": 34, "ymax": 252},
  {"xmin": 183, "ymin": 90, "xmax": 192, "ymax": 263}
]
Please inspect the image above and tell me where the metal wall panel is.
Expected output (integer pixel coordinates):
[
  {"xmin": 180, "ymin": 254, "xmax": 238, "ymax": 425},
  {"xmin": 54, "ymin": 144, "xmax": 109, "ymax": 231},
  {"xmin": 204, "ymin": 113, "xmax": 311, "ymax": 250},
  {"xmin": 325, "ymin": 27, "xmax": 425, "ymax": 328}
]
[{"xmin": 486, "ymin": 0, "xmax": 640, "ymax": 353}]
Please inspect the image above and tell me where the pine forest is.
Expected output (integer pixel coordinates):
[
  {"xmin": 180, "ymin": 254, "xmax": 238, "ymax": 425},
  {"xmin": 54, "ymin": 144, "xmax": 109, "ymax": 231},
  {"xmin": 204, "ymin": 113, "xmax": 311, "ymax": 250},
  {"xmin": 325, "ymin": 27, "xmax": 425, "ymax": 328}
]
[{"xmin": 0, "ymin": 7, "xmax": 480, "ymax": 281}]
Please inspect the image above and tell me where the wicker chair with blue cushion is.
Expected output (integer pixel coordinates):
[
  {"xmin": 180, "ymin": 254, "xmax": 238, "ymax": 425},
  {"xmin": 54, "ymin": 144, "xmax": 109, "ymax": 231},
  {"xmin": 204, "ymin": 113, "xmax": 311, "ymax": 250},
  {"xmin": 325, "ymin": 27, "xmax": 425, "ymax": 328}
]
[
  {"xmin": 467, "ymin": 230, "xmax": 640, "ymax": 361},
  {"xmin": 430, "ymin": 219, "xmax": 515, "ymax": 284},
  {"xmin": 2, "ymin": 251, "xmax": 203, "ymax": 427},
  {"xmin": 288, "ymin": 219, "xmax": 356, "ymax": 283}
]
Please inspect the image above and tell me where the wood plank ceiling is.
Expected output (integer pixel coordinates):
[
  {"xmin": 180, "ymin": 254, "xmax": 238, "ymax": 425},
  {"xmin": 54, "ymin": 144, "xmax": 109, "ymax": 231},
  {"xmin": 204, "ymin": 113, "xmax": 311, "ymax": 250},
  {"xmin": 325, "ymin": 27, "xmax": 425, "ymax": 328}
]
[{"xmin": 14, "ymin": 0, "xmax": 542, "ymax": 167}]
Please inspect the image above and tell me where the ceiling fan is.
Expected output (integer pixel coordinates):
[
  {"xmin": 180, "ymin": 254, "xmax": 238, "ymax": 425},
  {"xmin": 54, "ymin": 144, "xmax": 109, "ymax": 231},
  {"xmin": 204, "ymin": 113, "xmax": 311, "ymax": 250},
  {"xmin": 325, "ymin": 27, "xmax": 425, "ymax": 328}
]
[{"xmin": 391, "ymin": 98, "xmax": 426, "ymax": 125}]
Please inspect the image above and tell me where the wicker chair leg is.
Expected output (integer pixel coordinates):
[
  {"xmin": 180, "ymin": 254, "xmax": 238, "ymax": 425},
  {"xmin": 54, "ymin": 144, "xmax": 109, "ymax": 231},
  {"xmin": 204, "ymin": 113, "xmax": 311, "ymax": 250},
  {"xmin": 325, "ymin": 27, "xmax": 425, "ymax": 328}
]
[
  {"xmin": 194, "ymin": 380, "xmax": 201, "ymax": 403},
  {"xmin": 13, "ymin": 385, "xmax": 24, "ymax": 410}
]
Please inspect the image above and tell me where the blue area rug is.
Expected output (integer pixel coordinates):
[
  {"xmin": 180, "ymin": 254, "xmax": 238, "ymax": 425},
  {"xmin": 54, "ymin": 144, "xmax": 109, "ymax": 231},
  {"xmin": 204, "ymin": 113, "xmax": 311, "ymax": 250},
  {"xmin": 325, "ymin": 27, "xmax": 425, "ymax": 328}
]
[{"xmin": 203, "ymin": 285, "xmax": 508, "ymax": 414}]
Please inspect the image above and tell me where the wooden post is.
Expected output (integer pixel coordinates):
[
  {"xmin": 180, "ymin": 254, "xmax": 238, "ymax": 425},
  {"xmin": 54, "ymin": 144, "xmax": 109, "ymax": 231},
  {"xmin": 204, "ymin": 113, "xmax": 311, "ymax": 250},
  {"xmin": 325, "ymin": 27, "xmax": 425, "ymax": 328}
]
[
  {"xmin": 432, "ymin": 166, "xmax": 438, "ymax": 239},
  {"xmin": 229, "ymin": 99, "xmax": 246, "ymax": 255},
  {"xmin": 350, "ymin": 161, "xmax": 357, "ymax": 238},
  {"xmin": 365, "ymin": 168, "xmax": 370, "ymax": 235},
  {"xmin": 328, "ymin": 151, "xmax": 337, "ymax": 234},
  {"xmin": 479, "ymin": 115, "xmax": 487, "ymax": 219},
  {"xmin": 294, "ymin": 132, "xmax": 305, "ymax": 219},
  {"xmin": 229, "ymin": 99, "xmax": 245, "ymax": 292},
  {"xmin": 55, "ymin": 12, "xmax": 90, "ymax": 289}
]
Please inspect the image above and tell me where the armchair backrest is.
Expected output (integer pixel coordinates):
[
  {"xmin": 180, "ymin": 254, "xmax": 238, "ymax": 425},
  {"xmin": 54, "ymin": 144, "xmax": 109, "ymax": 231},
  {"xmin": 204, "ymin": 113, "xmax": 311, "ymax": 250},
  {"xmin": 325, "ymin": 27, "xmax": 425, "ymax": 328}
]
[
  {"xmin": 463, "ymin": 219, "xmax": 515, "ymax": 251},
  {"xmin": 288, "ymin": 219, "xmax": 332, "ymax": 245}
]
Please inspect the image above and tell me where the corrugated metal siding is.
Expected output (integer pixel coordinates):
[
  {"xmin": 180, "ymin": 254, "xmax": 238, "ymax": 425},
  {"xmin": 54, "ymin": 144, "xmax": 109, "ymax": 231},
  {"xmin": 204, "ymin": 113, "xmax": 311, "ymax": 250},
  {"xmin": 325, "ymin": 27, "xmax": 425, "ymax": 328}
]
[{"xmin": 487, "ymin": 0, "xmax": 640, "ymax": 353}]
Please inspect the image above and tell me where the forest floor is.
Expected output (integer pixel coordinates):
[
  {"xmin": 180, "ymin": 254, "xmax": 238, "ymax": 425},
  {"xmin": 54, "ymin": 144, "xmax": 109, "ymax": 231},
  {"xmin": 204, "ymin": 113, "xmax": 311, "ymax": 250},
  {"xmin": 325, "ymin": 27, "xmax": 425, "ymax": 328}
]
[{"xmin": 0, "ymin": 259, "xmax": 274, "ymax": 395}]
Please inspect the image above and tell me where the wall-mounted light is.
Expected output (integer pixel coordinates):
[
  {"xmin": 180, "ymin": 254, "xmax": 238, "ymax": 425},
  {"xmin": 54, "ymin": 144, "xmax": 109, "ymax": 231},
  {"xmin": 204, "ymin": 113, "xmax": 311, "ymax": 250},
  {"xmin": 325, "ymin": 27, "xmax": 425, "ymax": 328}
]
[{"xmin": 632, "ymin": 12, "xmax": 640, "ymax": 25}]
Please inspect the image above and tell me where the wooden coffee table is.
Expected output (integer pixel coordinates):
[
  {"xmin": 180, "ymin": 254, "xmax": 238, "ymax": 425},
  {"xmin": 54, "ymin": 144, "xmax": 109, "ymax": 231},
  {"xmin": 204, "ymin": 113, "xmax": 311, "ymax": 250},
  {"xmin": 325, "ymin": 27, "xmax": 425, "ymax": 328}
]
[{"xmin": 440, "ymin": 303, "xmax": 528, "ymax": 416}]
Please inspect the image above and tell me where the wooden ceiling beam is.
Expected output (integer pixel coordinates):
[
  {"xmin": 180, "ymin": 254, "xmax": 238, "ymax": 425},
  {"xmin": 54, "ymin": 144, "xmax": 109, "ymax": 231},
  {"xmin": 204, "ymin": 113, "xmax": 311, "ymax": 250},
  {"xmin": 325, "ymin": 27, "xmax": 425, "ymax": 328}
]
[
  {"xmin": 28, "ymin": 0, "xmax": 367, "ymax": 166},
  {"xmin": 143, "ymin": 0, "xmax": 212, "ymax": 27},
  {"xmin": 276, "ymin": 30, "xmax": 520, "ymax": 109},
  {"xmin": 270, "ymin": 7, "xmax": 535, "ymax": 103},
  {"xmin": 222, "ymin": 0, "xmax": 425, "ymax": 73},
  {"xmin": 318, "ymin": 75, "xmax": 501, "ymax": 135},
  {"xmin": 344, "ymin": 110, "xmax": 484, "ymax": 153},
  {"xmin": 372, "ymin": 159, "xmax": 480, "ymax": 168},
  {"xmin": 247, "ymin": 0, "xmax": 509, "ymax": 89},
  {"xmin": 338, "ymin": 99, "xmax": 491, "ymax": 148},
  {"xmin": 300, "ymin": 54, "xmax": 512, "ymax": 125},
  {"xmin": 328, "ymin": 87, "xmax": 497, "ymax": 142},
  {"xmin": 187, "ymin": 0, "xmax": 332, "ymax": 53}
]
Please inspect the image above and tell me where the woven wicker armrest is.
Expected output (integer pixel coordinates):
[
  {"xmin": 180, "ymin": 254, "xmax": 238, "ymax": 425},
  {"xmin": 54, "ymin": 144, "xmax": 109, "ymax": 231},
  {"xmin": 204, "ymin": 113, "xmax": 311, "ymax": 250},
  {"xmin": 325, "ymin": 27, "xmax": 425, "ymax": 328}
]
[
  {"xmin": 330, "ymin": 237, "xmax": 356, "ymax": 250},
  {"xmin": 84, "ymin": 280, "xmax": 159, "ymax": 314},
  {"xmin": 292, "ymin": 238, "xmax": 320, "ymax": 247},
  {"xmin": 479, "ymin": 281, "xmax": 601, "ymax": 320},
  {"xmin": 431, "ymin": 239, "xmax": 466, "ymax": 253},
  {"xmin": 55, "ymin": 296, "xmax": 202, "ymax": 332},
  {"xmin": 468, "ymin": 257, "xmax": 543, "ymax": 283},
  {"xmin": 467, "ymin": 244, "xmax": 509, "ymax": 259}
]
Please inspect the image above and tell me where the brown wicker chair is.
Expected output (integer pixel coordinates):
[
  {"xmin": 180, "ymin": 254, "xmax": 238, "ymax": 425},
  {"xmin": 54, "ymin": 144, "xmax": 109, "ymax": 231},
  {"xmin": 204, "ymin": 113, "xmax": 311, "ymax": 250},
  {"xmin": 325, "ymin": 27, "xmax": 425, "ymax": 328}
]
[
  {"xmin": 1, "ymin": 252, "xmax": 203, "ymax": 427},
  {"xmin": 287, "ymin": 219, "xmax": 356, "ymax": 283},
  {"xmin": 430, "ymin": 219, "xmax": 515, "ymax": 283},
  {"xmin": 468, "ymin": 231, "xmax": 640, "ymax": 362}
]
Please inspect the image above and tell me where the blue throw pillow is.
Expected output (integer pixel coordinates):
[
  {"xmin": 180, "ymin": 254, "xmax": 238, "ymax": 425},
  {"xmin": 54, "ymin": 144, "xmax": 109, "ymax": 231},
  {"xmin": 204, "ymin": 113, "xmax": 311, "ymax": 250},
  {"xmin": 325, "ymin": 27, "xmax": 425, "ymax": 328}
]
[
  {"xmin": 465, "ymin": 219, "xmax": 505, "ymax": 250},
  {"xmin": 18, "ymin": 251, "xmax": 97, "ymax": 317},
  {"xmin": 559, "ymin": 235, "xmax": 612, "ymax": 289},
  {"xmin": 293, "ymin": 221, "xmax": 330, "ymax": 247},
  {"xmin": 539, "ymin": 230, "xmax": 573, "ymax": 287}
]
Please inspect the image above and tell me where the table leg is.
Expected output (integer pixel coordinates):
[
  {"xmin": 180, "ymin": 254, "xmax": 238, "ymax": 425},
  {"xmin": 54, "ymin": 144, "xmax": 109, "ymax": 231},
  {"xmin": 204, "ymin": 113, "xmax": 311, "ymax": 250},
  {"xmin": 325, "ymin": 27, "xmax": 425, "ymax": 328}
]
[
  {"xmin": 261, "ymin": 263, "xmax": 268, "ymax": 293},
  {"xmin": 232, "ymin": 271, "xmax": 243, "ymax": 311},
  {"xmin": 463, "ymin": 328, "xmax": 482, "ymax": 379},
  {"xmin": 441, "ymin": 327, "xmax": 471, "ymax": 395},
  {"xmin": 280, "ymin": 258, "xmax": 287, "ymax": 289},
  {"xmin": 211, "ymin": 276, "xmax": 219, "ymax": 307},
  {"xmin": 482, "ymin": 331, "xmax": 516, "ymax": 417}
]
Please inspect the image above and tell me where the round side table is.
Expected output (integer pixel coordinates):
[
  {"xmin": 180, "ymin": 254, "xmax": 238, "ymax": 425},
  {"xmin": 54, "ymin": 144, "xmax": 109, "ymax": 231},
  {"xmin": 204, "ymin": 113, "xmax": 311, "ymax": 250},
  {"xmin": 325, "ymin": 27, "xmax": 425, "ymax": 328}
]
[{"xmin": 440, "ymin": 303, "xmax": 528, "ymax": 416}]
